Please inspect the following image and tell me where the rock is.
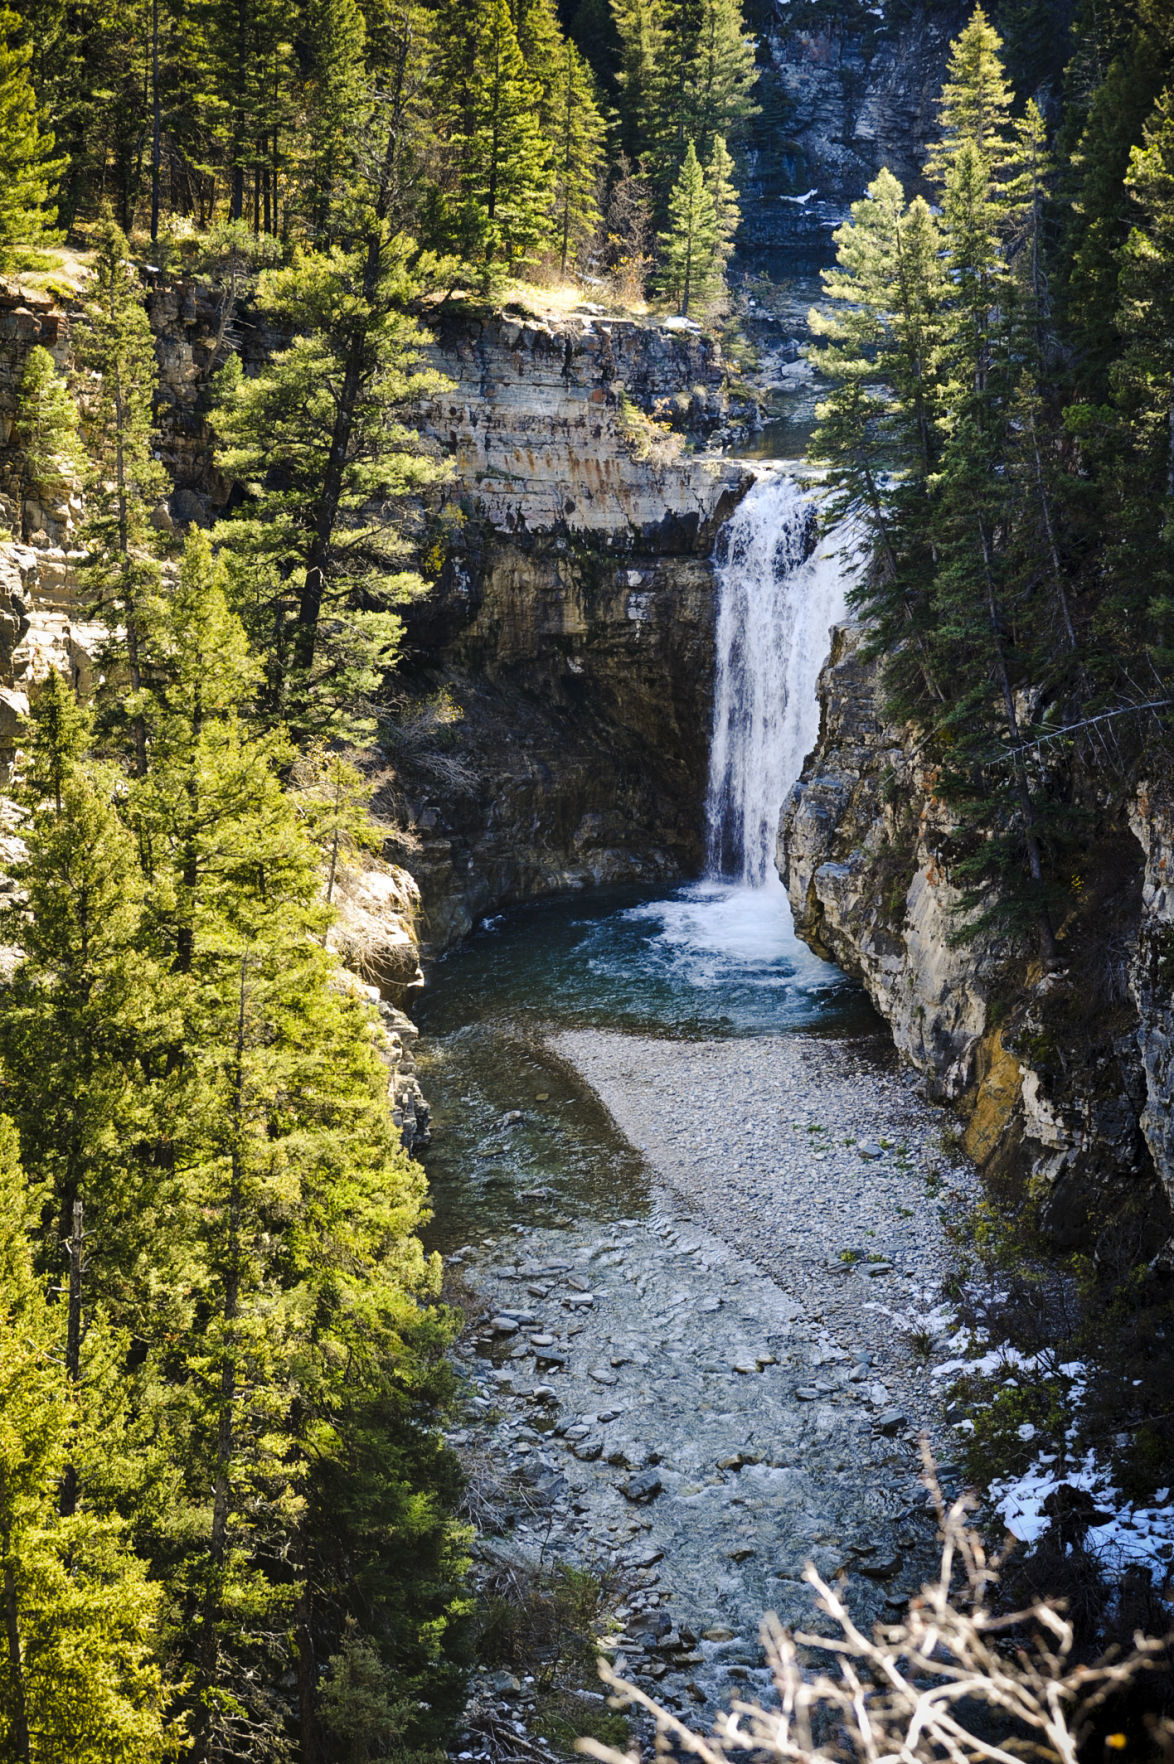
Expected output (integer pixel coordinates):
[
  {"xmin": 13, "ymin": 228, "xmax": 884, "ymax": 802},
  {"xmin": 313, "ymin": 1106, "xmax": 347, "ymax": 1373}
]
[
  {"xmin": 702, "ymin": 1627, "xmax": 734, "ymax": 1642},
  {"xmin": 795, "ymin": 1386, "xmax": 821, "ymax": 1401},
  {"xmin": 573, "ymin": 1438, "xmax": 603, "ymax": 1461},
  {"xmin": 875, "ymin": 1409, "xmax": 907, "ymax": 1437},
  {"xmin": 857, "ymin": 1142, "xmax": 884, "ymax": 1159},
  {"xmin": 534, "ymin": 1348, "xmax": 566, "ymax": 1369},
  {"xmin": 490, "ymin": 1316, "xmax": 520, "ymax": 1336},
  {"xmin": 624, "ymin": 1470, "xmax": 663, "ymax": 1503},
  {"xmin": 588, "ymin": 1366, "xmax": 616, "ymax": 1385},
  {"xmin": 859, "ymin": 1552, "xmax": 902, "ymax": 1579},
  {"xmin": 326, "ymin": 862, "xmax": 425, "ymax": 1006}
]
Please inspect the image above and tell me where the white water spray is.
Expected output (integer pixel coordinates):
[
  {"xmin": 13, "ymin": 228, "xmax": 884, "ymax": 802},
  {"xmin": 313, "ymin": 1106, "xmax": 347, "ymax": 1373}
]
[{"xmin": 705, "ymin": 473, "xmax": 854, "ymax": 886}]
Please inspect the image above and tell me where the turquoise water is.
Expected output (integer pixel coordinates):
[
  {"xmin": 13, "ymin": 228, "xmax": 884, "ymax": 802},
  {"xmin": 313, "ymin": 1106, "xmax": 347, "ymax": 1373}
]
[
  {"xmin": 416, "ymin": 881, "xmax": 878, "ymax": 1250},
  {"xmin": 417, "ymin": 878, "xmax": 875, "ymax": 1042}
]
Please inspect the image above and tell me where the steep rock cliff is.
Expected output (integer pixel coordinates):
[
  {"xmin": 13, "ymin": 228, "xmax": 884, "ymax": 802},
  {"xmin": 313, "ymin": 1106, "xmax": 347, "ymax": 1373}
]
[
  {"xmin": 395, "ymin": 313, "xmax": 751, "ymax": 949},
  {"xmin": 783, "ymin": 624, "xmax": 1167, "ymax": 1252},
  {"xmin": 740, "ymin": 0, "xmax": 966, "ymax": 251}
]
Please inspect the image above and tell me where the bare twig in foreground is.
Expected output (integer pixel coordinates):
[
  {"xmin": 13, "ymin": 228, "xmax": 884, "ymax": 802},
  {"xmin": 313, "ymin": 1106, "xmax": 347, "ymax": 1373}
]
[{"xmin": 578, "ymin": 1444, "xmax": 1171, "ymax": 1764}]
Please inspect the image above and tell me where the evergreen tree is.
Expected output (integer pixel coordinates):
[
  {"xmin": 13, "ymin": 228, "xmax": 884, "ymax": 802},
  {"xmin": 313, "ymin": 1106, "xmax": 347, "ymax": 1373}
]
[
  {"xmin": 809, "ymin": 169, "xmax": 945, "ymax": 706},
  {"xmin": 513, "ymin": 0, "xmax": 565, "ymax": 132},
  {"xmin": 131, "ymin": 530, "xmax": 310, "ymax": 974},
  {"xmin": 924, "ymin": 4, "xmax": 1016, "ymax": 186},
  {"xmin": 0, "ymin": 713, "xmax": 184, "ymax": 1372},
  {"xmin": 430, "ymin": 0, "xmax": 554, "ymax": 272},
  {"xmin": 610, "ymin": 0, "xmax": 664, "ymax": 165},
  {"xmin": 551, "ymin": 36, "xmax": 607, "ymax": 274},
  {"xmin": 658, "ymin": 139, "xmax": 721, "ymax": 315},
  {"xmin": 211, "ymin": 237, "xmax": 449, "ymax": 738},
  {"xmin": 12, "ymin": 344, "xmax": 80, "ymax": 543},
  {"xmin": 641, "ymin": 0, "xmax": 758, "ymax": 199},
  {"xmin": 299, "ymin": 0, "xmax": 368, "ymax": 241},
  {"xmin": 0, "ymin": 5, "xmax": 64, "ymax": 268},
  {"xmin": 704, "ymin": 132, "xmax": 740, "ymax": 277},
  {"xmin": 119, "ymin": 546, "xmax": 467, "ymax": 1757},
  {"xmin": 686, "ymin": 0, "xmax": 758, "ymax": 164},
  {"xmin": 191, "ymin": 0, "xmax": 296, "ymax": 235},
  {"xmin": 75, "ymin": 222, "xmax": 166, "ymax": 772},
  {"xmin": 0, "ymin": 1118, "xmax": 183, "ymax": 1764}
]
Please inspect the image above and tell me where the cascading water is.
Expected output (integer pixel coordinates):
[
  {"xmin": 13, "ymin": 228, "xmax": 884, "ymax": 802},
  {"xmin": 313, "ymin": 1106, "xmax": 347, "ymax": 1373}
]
[{"xmin": 705, "ymin": 472, "xmax": 854, "ymax": 886}]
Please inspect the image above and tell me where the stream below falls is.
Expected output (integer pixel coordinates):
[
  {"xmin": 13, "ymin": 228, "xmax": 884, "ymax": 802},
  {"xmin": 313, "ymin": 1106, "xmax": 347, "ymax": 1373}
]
[{"xmin": 416, "ymin": 472, "xmax": 973, "ymax": 1725}]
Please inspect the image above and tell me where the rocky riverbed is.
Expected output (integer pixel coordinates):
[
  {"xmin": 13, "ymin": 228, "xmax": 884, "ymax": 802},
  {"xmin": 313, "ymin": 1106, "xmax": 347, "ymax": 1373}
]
[{"xmin": 442, "ymin": 1024, "xmax": 975, "ymax": 1728}]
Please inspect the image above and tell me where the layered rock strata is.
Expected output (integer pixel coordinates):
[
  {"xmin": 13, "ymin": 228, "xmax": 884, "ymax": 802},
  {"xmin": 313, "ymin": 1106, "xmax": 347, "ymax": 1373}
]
[{"xmin": 398, "ymin": 314, "xmax": 752, "ymax": 948}]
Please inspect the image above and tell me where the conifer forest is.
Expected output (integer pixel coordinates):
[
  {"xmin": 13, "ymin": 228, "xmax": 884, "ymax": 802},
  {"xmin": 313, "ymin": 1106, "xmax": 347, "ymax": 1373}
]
[{"xmin": 5, "ymin": 0, "xmax": 1174, "ymax": 1758}]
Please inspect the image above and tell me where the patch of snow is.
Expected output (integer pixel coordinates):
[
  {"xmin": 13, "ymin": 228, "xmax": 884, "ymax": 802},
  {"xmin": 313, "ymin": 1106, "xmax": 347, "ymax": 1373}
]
[{"xmin": 993, "ymin": 1451, "xmax": 1174, "ymax": 1582}]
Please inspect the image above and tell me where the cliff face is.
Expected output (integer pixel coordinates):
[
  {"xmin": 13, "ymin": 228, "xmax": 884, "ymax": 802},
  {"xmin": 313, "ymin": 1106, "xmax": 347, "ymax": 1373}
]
[
  {"xmin": 782, "ymin": 625, "xmax": 1169, "ymax": 1253},
  {"xmin": 396, "ymin": 313, "xmax": 751, "ymax": 949},
  {"xmin": 739, "ymin": 0, "xmax": 966, "ymax": 252}
]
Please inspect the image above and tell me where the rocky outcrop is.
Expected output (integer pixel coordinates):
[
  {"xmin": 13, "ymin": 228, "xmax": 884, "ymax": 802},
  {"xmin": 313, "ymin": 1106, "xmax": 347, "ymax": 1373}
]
[
  {"xmin": 420, "ymin": 310, "xmax": 752, "ymax": 535},
  {"xmin": 396, "ymin": 315, "xmax": 752, "ymax": 949},
  {"xmin": 1129, "ymin": 785, "xmax": 1174, "ymax": 1220},
  {"xmin": 328, "ymin": 860, "xmax": 426, "ymax": 1009},
  {"xmin": 740, "ymin": 0, "xmax": 966, "ymax": 250},
  {"xmin": 783, "ymin": 623, "xmax": 1166, "ymax": 1252}
]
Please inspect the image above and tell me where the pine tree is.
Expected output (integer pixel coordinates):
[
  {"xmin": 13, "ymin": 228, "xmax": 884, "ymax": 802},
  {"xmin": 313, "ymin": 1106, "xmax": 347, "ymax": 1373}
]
[
  {"xmin": 610, "ymin": 0, "xmax": 664, "ymax": 165},
  {"xmin": 299, "ymin": 0, "xmax": 368, "ymax": 241},
  {"xmin": 641, "ymin": 0, "xmax": 758, "ymax": 199},
  {"xmin": 75, "ymin": 221, "xmax": 166, "ymax": 772},
  {"xmin": 430, "ymin": 0, "xmax": 554, "ymax": 273},
  {"xmin": 12, "ymin": 343, "xmax": 80, "ymax": 543},
  {"xmin": 686, "ymin": 0, "xmax": 758, "ymax": 163},
  {"xmin": 211, "ymin": 237, "xmax": 449, "ymax": 739},
  {"xmin": 658, "ymin": 139, "xmax": 722, "ymax": 316},
  {"xmin": 119, "ymin": 558, "xmax": 467, "ymax": 1756},
  {"xmin": 0, "ymin": 5, "xmax": 64, "ymax": 269},
  {"xmin": 924, "ymin": 5, "xmax": 1016, "ymax": 187},
  {"xmin": 0, "ymin": 723, "xmax": 184, "ymax": 1365},
  {"xmin": 704, "ymin": 132, "xmax": 739, "ymax": 277},
  {"xmin": 809, "ymin": 168, "xmax": 944, "ymax": 707},
  {"xmin": 190, "ymin": 0, "xmax": 296, "ymax": 236},
  {"xmin": 513, "ymin": 0, "xmax": 565, "ymax": 132},
  {"xmin": 551, "ymin": 36, "xmax": 607, "ymax": 275},
  {"xmin": 0, "ymin": 1118, "xmax": 183, "ymax": 1764},
  {"xmin": 131, "ymin": 529, "xmax": 311, "ymax": 974}
]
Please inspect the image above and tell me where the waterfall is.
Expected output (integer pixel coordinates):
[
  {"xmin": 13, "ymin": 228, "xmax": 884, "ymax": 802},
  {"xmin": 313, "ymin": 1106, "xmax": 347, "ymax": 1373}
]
[{"xmin": 705, "ymin": 473, "xmax": 853, "ymax": 886}]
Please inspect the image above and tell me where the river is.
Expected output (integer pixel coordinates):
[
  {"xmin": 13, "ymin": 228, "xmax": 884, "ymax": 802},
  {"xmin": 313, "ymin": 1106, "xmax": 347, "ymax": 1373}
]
[{"xmin": 415, "ymin": 455, "xmax": 973, "ymax": 1731}]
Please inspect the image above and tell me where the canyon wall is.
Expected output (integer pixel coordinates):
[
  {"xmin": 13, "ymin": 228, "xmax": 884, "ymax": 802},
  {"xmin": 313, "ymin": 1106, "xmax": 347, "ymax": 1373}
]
[
  {"xmin": 393, "ymin": 312, "xmax": 751, "ymax": 949},
  {"xmin": 781, "ymin": 624, "xmax": 1172, "ymax": 1254},
  {"xmin": 739, "ymin": 0, "xmax": 967, "ymax": 254}
]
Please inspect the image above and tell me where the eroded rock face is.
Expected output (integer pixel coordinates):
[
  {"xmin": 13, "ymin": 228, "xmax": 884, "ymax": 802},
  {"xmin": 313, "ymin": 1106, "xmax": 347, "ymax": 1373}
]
[
  {"xmin": 739, "ymin": 1, "xmax": 966, "ymax": 247},
  {"xmin": 1129, "ymin": 785, "xmax": 1174, "ymax": 1217},
  {"xmin": 782, "ymin": 623, "xmax": 1167, "ymax": 1250},
  {"xmin": 398, "ymin": 316, "xmax": 752, "ymax": 949},
  {"xmin": 328, "ymin": 861, "xmax": 425, "ymax": 1009},
  {"xmin": 420, "ymin": 311, "xmax": 752, "ymax": 536}
]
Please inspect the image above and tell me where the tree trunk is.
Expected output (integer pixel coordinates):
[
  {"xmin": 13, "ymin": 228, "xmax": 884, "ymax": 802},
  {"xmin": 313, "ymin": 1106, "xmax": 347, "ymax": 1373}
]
[
  {"xmin": 150, "ymin": 0, "xmax": 161, "ymax": 242},
  {"xmin": 59, "ymin": 1198, "xmax": 83, "ymax": 1519},
  {"xmin": 1, "ymin": 1477, "xmax": 30, "ymax": 1764},
  {"xmin": 193, "ymin": 960, "xmax": 248, "ymax": 1764}
]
